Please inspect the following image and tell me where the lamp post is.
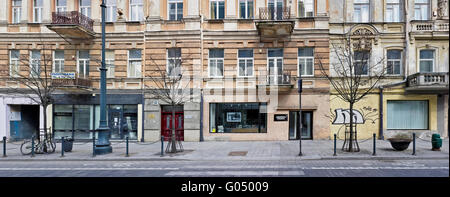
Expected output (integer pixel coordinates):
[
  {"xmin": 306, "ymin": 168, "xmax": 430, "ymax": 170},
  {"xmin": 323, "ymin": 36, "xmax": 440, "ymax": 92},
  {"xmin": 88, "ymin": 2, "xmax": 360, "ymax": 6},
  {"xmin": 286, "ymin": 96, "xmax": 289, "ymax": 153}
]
[
  {"xmin": 298, "ymin": 77, "xmax": 303, "ymax": 156},
  {"xmin": 94, "ymin": 0, "xmax": 112, "ymax": 154}
]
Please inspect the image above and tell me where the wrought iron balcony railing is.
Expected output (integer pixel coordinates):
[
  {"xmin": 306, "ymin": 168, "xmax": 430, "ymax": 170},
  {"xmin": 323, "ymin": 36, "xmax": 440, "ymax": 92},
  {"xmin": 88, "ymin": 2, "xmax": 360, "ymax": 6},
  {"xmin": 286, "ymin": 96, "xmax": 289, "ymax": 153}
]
[
  {"xmin": 51, "ymin": 11, "xmax": 94, "ymax": 32},
  {"xmin": 266, "ymin": 72, "xmax": 292, "ymax": 85},
  {"xmin": 259, "ymin": 7, "xmax": 291, "ymax": 20},
  {"xmin": 407, "ymin": 72, "xmax": 449, "ymax": 88},
  {"xmin": 51, "ymin": 72, "xmax": 92, "ymax": 89}
]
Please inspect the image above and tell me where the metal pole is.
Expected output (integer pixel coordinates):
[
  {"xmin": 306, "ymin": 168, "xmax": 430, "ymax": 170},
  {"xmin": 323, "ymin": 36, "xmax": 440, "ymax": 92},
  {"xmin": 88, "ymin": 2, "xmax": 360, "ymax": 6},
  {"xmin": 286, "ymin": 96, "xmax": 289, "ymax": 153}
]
[
  {"xmin": 61, "ymin": 137, "xmax": 65, "ymax": 157},
  {"xmin": 412, "ymin": 133, "xmax": 416, "ymax": 156},
  {"xmin": 3, "ymin": 136, "xmax": 6, "ymax": 157},
  {"xmin": 95, "ymin": 0, "xmax": 112, "ymax": 155},
  {"xmin": 333, "ymin": 134, "xmax": 337, "ymax": 156},
  {"xmin": 126, "ymin": 136, "xmax": 129, "ymax": 157},
  {"xmin": 31, "ymin": 136, "xmax": 35, "ymax": 158},
  {"xmin": 298, "ymin": 79, "xmax": 303, "ymax": 156},
  {"xmin": 372, "ymin": 133, "xmax": 376, "ymax": 156},
  {"xmin": 161, "ymin": 136, "xmax": 164, "ymax": 157},
  {"xmin": 93, "ymin": 136, "xmax": 96, "ymax": 157}
]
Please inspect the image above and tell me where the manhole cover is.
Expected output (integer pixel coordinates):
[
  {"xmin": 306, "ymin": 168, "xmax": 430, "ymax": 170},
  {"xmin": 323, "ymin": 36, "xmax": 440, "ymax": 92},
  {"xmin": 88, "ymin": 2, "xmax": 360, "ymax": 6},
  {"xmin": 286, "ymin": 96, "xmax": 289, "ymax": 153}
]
[{"xmin": 228, "ymin": 151, "xmax": 248, "ymax": 156}]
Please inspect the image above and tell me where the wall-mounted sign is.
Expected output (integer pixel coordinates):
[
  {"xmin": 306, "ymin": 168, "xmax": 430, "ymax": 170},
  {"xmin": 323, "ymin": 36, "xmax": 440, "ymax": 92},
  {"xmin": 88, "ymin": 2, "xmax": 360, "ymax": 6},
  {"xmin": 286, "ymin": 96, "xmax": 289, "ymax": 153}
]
[
  {"xmin": 51, "ymin": 72, "xmax": 75, "ymax": 79},
  {"xmin": 274, "ymin": 114, "xmax": 288, "ymax": 121}
]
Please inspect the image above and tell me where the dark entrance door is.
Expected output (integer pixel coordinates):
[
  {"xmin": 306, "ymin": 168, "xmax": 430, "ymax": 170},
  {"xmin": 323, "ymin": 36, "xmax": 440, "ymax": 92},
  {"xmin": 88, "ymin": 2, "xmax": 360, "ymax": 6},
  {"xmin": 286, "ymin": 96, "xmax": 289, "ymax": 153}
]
[
  {"xmin": 161, "ymin": 111, "xmax": 184, "ymax": 141},
  {"xmin": 9, "ymin": 105, "xmax": 39, "ymax": 140},
  {"xmin": 289, "ymin": 111, "xmax": 313, "ymax": 140},
  {"xmin": 109, "ymin": 108, "xmax": 124, "ymax": 139}
]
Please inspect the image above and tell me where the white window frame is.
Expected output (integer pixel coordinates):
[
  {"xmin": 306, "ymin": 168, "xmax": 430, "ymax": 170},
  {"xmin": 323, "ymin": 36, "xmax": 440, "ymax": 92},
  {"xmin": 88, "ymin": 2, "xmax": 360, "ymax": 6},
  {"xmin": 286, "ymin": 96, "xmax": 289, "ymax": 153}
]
[
  {"xmin": 210, "ymin": 0, "xmax": 225, "ymax": 19},
  {"xmin": 237, "ymin": 49, "xmax": 254, "ymax": 78},
  {"xmin": 56, "ymin": 0, "xmax": 67, "ymax": 13},
  {"xmin": 419, "ymin": 49, "xmax": 435, "ymax": 73},
  {"xmin": 105, "ymin": 50, "xmax": 115, "ymax": 78},
  {"xmin": 267, "ymin": 48, "xmax": 284, "ymax": 85},
  {"xmin": 239, "ymin": 0, "xmax": 254, "ymax": 19},
  {"xmin": 53, "ymin": 50, "xmax": 64, "ymax": 73},
  {"xmin": 128, "ymin": 50, "xmax": 142, "ymax": 78},
  {"xmin": 9, "ymin": 50, "xmax": 20, "ymax": 77},
  {"xmin": 77, "ymin": 50, "xmax": 90, "ymax": 78},
  {"xmin": 298, "ymin": 48, "xmax": 314, "ymax": 77},
  {"xmin": 12, "ymin": 0, "xmax": 22, "ymax": 24},
  {"xmin": 353, "ymin": 50, "xmax": 370, "ymax": 76},
  {"xmin": 385, "ymin": 0, "xmax": 402, "ymax": 22},
  {"xmin": 386, "ymin": 49, "xmax": 402, "ymax": 76},
  {"xmin": 298, "ymin": 0, "xmax": 314, "ymax": 18},
  {"xmin": 106, "ymin": 0, "xmax": 117, "ymax": 22},
  {"xmin": 129, "ymin": 0, "xmax": 143, "ymax": 21},
  {"xmin": 167, "ymin": 48, "xmax": 182, "ymax": 77},
  {"xmin": 208, "ymin": 49, "xmax": 224, "ymax": 78},
  {"xmin": 353, "ymin": 0, "xmax": 370, "ymax": 23},
  {"xmin": 33, "ymin": 0, "xmax": 43, "ymax": 23},
  {"xmin": 30, "ymin": 50, "xmax": 41, "ymax": 77},
  {"xmin": 79, "ymin": 0, "xmax": 91, "ymax": 18},
  {"xmin": 168, "ymin": 0, "xmax": 183, "ymax": 21},
  {"xmin": 414, "ymin": 0, "xmax": 430, "ymax": 20}
]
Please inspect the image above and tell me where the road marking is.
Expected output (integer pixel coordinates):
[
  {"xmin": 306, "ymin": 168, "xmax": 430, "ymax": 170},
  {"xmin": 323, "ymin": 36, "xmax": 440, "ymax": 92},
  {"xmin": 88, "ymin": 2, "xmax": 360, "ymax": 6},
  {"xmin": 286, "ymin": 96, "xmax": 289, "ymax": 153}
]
[
  {"xmin": 183, "ymin": 166, "xmax": 448, "ymax": 170},
  {"xmin": 0, "ymin": 167, "xmax": 179, "ymax": 171},
  {"xmin": 165, "ymin": 171, "xmax": 305, "ymax": 176}
]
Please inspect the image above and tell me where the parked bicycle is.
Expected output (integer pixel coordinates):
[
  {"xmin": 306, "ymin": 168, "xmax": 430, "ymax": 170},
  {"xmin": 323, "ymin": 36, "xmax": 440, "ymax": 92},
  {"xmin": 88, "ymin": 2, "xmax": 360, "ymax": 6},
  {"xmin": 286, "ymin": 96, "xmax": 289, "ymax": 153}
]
[{"xmin": 20, "ymin": 128, "xmax": 56, "ymax": 155}]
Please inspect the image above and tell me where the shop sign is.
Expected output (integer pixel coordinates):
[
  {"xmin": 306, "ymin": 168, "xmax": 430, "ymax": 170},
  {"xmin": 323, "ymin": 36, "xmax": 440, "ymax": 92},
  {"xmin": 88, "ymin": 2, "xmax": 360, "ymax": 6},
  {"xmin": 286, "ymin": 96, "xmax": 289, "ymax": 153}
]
[
  {"xmin": 274, "ymin": 114, "xmax": 288, "ymax": 121},
  {"xmin": 51, "ymin": 72, "xmax": 76, "ymax": 79}
]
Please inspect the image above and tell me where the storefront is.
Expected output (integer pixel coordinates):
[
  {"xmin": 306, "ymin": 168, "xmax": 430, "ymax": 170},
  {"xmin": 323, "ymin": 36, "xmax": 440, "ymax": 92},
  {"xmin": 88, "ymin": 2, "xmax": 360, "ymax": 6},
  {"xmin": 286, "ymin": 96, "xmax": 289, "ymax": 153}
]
[{"xmin": 51, "ymin": 94, "xmax": 143, "ymax": 141}]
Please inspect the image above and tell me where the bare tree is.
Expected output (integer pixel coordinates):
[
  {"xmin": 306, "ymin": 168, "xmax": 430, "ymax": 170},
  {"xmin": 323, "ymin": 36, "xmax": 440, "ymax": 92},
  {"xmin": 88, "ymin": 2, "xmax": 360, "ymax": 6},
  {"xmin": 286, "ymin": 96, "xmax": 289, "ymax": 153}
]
[
  {"xmin": 317, "ymin": 34, "xmax": 387, "ymax": 152},
  {"xmin": 145, "ymin": 48, "xmax": 194, "ymax": 153}
]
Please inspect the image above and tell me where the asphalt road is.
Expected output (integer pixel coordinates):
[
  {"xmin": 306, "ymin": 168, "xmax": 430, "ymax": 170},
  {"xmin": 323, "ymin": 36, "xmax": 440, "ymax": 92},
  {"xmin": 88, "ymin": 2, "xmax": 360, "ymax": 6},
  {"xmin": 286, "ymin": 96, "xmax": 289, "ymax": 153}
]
[{"xmin": 0, "ymin": 159, "xmax": 448, "ymax": 177}]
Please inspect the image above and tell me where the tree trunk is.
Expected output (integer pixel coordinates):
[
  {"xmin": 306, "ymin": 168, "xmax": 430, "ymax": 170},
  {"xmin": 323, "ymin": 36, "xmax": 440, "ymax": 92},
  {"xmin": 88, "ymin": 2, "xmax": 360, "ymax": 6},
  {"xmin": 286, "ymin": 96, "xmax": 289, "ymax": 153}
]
[
  {"xmin": 171, "ymin": 105, "xmax": 177, "ymax": 153},
  {"xmin": 348, "ymin": 102, "xmax": 353, "ymax": 152},
  {"xmin": 42, "ymin": 104, "xmax": 48, "ymax": 152}
]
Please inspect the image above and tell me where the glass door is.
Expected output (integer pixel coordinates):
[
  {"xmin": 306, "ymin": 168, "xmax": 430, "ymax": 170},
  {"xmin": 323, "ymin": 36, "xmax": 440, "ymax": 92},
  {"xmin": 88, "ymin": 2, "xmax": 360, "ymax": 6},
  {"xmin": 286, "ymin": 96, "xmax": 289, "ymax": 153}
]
[
  {"xmin": 268, "ymin": 0, "xmax": 284, "ymax": 20},
  {"xmin": 289, "ymin": 111, "xmax": 312, "ymax": 140},
  {"xmin": 108, "ymin": 108, "xmax": 123, "ymax": 139},
  {"xmin": 268, "ymin": 59, "xmax": 283, "ymax": 84}
]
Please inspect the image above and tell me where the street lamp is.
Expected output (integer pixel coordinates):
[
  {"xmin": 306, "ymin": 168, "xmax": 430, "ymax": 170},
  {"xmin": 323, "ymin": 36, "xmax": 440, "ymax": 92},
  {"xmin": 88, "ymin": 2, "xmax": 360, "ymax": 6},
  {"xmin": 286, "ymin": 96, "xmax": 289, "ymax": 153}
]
[
  {"xmin": 298, "ymin": 77, "xmax": 303, "ymax": 156},
  {"xmin": 94, "ymin": 0, "xmax": 112, "ymax": 154}
]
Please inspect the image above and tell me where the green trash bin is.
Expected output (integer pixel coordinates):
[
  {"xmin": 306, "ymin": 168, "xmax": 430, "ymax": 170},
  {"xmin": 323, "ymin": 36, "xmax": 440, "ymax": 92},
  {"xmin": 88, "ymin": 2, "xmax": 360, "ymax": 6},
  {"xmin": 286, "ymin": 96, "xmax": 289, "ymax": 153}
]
[{"xmin": 431, "ymin": 134, "xmax": 442, "ymax": 151}]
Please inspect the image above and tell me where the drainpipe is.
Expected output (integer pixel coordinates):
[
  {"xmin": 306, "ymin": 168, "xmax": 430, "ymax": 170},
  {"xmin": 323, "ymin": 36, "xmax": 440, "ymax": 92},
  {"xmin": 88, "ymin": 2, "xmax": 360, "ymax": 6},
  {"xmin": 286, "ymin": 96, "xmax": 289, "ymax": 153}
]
[
  {"xmin": 199, "ymin": 1, "xmax": 204, "ymax": 142},
  {"xmin": 200, "ymin": 90, "xmax": 204, "ymax": 142}
]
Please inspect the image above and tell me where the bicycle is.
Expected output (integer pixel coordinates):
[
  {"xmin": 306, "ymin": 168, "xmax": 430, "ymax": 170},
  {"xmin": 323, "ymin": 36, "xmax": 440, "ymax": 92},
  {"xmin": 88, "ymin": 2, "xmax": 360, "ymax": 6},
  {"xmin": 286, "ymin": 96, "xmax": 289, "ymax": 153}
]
[{"xmin": 20, "ymin": 130, "xmax": 56, "ymax": 155}]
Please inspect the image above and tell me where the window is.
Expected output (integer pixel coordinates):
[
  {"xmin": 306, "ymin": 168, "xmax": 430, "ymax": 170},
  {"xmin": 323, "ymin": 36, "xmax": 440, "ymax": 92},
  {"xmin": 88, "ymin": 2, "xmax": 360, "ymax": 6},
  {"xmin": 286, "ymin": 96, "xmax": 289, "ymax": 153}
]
[
  {"xmin": 56, "ymin": 0, "xmax": 67, "ymax": 13},
  {"xmin": 73, "ymin": 105, "xmax": 93, "ymax": 139},
  {"xmin": 387, "ymin": 100, "xmax": 428, "ymax": 129},
  {"xmin": 386, "ymin": 49, "xmax": 402, "ymax": 75},
  {"xmin": 80, "ymin": 0, "xmax": 91, "ymax": 18},
  {"xmin": 167, "ymin": 48, "xmax": 182, "ymax": 76},
  {"xmin": 354, "ymin": 0, "xmax": 369, "ymax": 22},
  {"xmin": 130, "ymin": 0, "xmax": 143, "ymax": 21},
  {"xmin": 12, "ymin": 0, "xmax": 22, "ymax": 24},
  {"xmin": 415, "ymin": 0, "xmax": 430, "ymax": 20},
  {"xmin": 298, "ymin": 48, "xmax": 314, "ymax": 76},
  {"xmin": 128, "ymin": 49, "xmax": 142, "ymax": 78},
  {"xmin": 386, "ymin": 0, "xmax": 403, "ymax": 22},
  {"xmin": 298, "ymin": 0, "xmax": 314, "ymax": 17},
  {"xmin": 419, "ymin": 49, "xmax": 434, "ymax": 72},
  {"xmin": 209, "ymin": 49, "xmax": 224, "ymax": 77},
  {"xmin": 30, "ymin": 50, "xmax": 41, "ymax": 77},
  {"xmin": 77, "ymin": 50, "xmax": 90, "ymax": 78},
  {"xmin": 238, "ymin": 49, "xmax": 253, "ymax": 77},
  {"xmin": 239, "ymin": 0, "xmax": 254, "ymax": 19},
  {"xmin": 33, "ymin": 0, "xmax": 43, "ymax": 23},
  {"xmin": 209, "ymin": 103, "xmax": 267, "ymax": 133},
  {"xmin": 105, "ymin": 50, "xmax": 115, "ymax": 78},
  {"xmin": 168, "ymin": 0, "xmax": 183, "ymax": 20},
  {"xmin": 354, "ymin": 51, "xmax": 369, "ymax": 75},
  {"xmin": 268, "ymin": 48, "xmax": 284, "ymax": 84},
  {"xmin": 210, "ymin": 0, "xmax": 225, "ymax": 19},
  {"xmin": 106, "ymin": 0, "xmax": 117, "ymax": 22},
  {"xmin": 53, "ymin": 50, "xmax": 64, "ymax": 73},
  {"xmin": 53, "ymin": 105, "xmax": 73, "ymax": 139},
  {"xmin": 9, "ymin": 50, "xmax": 20, "ymax": 77}
]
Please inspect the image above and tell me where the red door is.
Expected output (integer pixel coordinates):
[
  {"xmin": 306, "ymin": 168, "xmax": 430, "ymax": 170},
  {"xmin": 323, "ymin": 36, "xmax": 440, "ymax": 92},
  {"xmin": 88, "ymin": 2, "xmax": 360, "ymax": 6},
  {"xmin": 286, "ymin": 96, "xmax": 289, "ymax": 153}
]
[{"xmin": 161, "ymin": 112, "xmax": 184, "ymax": 141}]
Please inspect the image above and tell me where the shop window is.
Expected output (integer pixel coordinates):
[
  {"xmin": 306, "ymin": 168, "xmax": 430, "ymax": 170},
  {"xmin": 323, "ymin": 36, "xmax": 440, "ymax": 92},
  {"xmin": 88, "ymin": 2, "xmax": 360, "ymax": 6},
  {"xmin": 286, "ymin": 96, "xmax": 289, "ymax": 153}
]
[
  {"xmin": 73, "ymin": 105, "xmax": 93, "ymax": 139},
  {"xmin": 210, "ymin": 103, "xmax": 267, "ymax": 133},
  {"xmin": 387, "ymin": 100, "xmax": 428, "ymax": 129},
  {"xmin": 53, "ymin": 105, "xmax": 73, "ymax": 139}
]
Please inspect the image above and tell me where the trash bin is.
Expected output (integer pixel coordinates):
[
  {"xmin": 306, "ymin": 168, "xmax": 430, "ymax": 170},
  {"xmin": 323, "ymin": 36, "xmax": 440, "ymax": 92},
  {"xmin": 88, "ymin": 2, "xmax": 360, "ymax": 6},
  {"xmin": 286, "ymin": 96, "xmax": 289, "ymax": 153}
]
[
  {"xmin": 63, "ymin": 137, "xmax": 74, "ymax": 152},
  {"xmin": 431, "ymin": 134, "xmax": 442, "ymax": 151}
]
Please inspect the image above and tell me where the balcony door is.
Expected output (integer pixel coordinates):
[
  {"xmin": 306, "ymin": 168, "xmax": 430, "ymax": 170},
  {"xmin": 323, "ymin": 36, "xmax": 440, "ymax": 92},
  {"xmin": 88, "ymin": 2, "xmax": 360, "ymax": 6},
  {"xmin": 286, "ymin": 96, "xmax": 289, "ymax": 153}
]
[
  {"xmin": 268, "ymin": 49, "xmax": 283, "ymax": 85},
  {"xmin": 268, "ymin": 0, "xmax": 284, "ymax": 20},
  {"xmin": 77, "ymin": 51, "xmax": 89, "ymax": 78}
]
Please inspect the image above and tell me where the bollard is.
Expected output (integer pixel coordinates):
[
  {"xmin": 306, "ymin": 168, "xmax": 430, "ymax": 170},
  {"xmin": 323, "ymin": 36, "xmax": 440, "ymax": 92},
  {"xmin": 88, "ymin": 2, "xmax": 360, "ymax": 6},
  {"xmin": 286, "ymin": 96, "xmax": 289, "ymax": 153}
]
[
  {"xmin": 161, "ymin": 136, "xmax": 164, "ymax": 157},
  {"xmin": 333, "ymin": 134, "xmax": 337, "ymax": 156},
  {"xmin": 61, "ymin": 137, "xmax": 65, "ymax": 157},
  {"xmin": 372, "ymin": 133, "xmax": 376, "ymax": 156},
  {"xmin": 412, "ymin": 133, "xmax": 416, "ymax": 156},
  {"xmin": 93, "ymin": 136, "xmax": 96, "ymax": 157},
  {"xmin": 31, "ymin": 136, "xmax": 35, "ymax": 157},
  {"xmin": 126, "ymin": 136, "xmax": 129, "ymax": 157},
  {"xmin": 3, "ymin": 136, "xmax": 6, "ymax": 157}
]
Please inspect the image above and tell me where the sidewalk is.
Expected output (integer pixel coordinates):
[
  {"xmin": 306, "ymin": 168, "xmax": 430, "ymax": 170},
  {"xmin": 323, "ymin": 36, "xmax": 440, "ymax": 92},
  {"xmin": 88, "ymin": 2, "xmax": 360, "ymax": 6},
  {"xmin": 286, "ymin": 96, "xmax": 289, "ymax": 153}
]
[{"xmin": 1, "ymin": 137, "xmax": 448, "ymax": 161}]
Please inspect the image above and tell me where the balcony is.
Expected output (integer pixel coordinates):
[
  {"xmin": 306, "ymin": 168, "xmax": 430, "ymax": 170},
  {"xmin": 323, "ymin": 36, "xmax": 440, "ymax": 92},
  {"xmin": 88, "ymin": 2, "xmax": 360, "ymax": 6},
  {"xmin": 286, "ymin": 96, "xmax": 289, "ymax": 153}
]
[
  {"xmin": 255, "ymin": 7, "xmax": 294, "ymax": 41},
  {"xmin": 406, "ymin": 72, "xmax": 449, "ymax": 94},
  {"xmin": 51, "ymin": 72, "xmax": 92, "ymax": 93},
  {"xmin": 46, "ymin": 11, "xmax": 95, "ymax": 42},
  {"xmin": 257, "ymin": 71, "xmax": 293, "ymax": 93},
  {"xmin": 410, "ymin": 21, "xmax": 449, "ymax": 39}
]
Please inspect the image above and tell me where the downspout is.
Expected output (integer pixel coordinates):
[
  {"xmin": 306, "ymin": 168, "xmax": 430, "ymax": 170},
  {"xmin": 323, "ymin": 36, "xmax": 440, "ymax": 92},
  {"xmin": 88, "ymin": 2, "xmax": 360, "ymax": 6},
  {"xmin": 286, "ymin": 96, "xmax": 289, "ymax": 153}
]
[{"xmin": 199, "ymin": 0, "xmax": 204, "ymax": 142}]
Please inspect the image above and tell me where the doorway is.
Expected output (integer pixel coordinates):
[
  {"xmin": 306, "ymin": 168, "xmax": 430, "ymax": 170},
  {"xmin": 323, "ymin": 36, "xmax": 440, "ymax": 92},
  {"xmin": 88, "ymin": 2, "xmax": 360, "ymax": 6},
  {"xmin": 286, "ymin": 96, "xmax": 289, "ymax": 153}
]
[
  {"xmin": 289, "ymin": 111, "xmax": 313, "ymax": 140},
  {"xmin": 9, "ymin": 105, "xmax": 39, "ymax": 140},
  {"xmin": 161, "ymin": 105, "xmax": 184, "ymax": 141},
  {"xmin": 268, "ymin": 48, "xmax": 284, "ymax": 85},
  {"xmin": 268, "ymin": 0, "xmax": 284, "ymax": 20}
]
